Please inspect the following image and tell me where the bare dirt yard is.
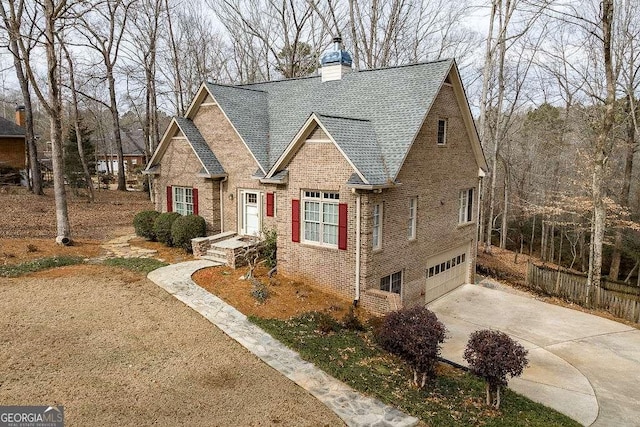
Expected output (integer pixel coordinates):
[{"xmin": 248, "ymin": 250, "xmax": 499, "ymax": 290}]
[
  {"xmin": 0, "ymin": 265, "xmax": 342, "ymax": 426},
  {"xmin": 0, "ymin": 187, "xmax": 342, "ymax": 426},
  {"xmin": 0, "ymin": 187, "xmax": 154, "ymax": 265}
]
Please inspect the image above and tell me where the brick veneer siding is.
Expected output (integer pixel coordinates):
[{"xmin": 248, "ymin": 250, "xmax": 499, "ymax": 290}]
[
  {"xmin": 276, "ymin": 140, "xmax": 359, "ymax": 301},
  {"xmin": 192, "ymin": 104, "xmax": 277, "ymax": 233},
  {"xmin": 0, "ymin": 138, "xmax": 26, "ymax": 169},
  {"xmin": 152, "ymin": 135, "xmax": 220, "ymax": 233},
  {"xmin": 362, "ymin": 85, "xmax": 480, "ymax": 309}
]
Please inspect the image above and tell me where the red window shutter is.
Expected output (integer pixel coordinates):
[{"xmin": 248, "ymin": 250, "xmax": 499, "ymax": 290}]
[
  {"xmin": 266, "ymin": 192, "xmax": 274, "ymax": 217},
  {"xmin": 166, "ymin": 186, "xmax": 173, "ymax": 212},
  {"xmin": 291, "ymin": 199, "xmax": 300, "ymax": 242},
  {"xmin": 193, "ymin": 188, "xmax": 199, "ymax": 215},
  {"xmin": 338, "ymin": 203, "xmax": 348, "ymax": 250}
]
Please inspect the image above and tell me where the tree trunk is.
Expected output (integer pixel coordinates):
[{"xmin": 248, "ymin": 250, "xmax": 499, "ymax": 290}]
[
  {"xmin": 587, "ymin": 0, "xmax": 615, "ymax": 305},
  {"xmin": 0, "ymin": 4, "xmax": 43, "ymax": 196},
  {"xmin": 540, "ymin": 220, "xmax": 548, "ymax": 261},
  {"xmin": 609, "ymin": 94, "xmax": 636, "ymax": 281},
  {"xmin": 530, "ymin": 214, "xmax": 535, "ymax": 256},
  {"xmin": 165, "ymin": 0, "xmax": 184, "ymax": 115},
  {"xmin": 558, "ymin": 226, "xmax": 563, "ymax": 266},
  {"xmin": 61, "ymin": 41, "xmax": 94, "ymax": 201},
  {"xmin": 550, "ymin": 222, "xmax": 555, "ymax": 264},
  {"xmin": 500, "ymin": 170, "xmax": 508, "ymax": 249},
  {"xmin": 107, "ymin": 67, "xmax": 126, "ymax": 191},
  {"xmin": 479, "ymin": 0, "xmax": 497, "ymax": 253},
  {"xmin": 44, "ymin": 0, "xmax": 71, "ymax": 244}
]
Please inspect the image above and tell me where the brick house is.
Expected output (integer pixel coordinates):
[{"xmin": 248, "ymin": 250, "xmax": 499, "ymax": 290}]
[
  {"xmin": 146, "ymin": 44, "xmax": 487, "ymax": 313},
  {"xmin": 0, "ymin": 106, "xmax": 27, "ymax": 182}
]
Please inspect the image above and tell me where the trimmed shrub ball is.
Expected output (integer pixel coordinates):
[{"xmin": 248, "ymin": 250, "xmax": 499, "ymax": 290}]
[
  {"xmin": 153, "ymin": 212, "xmax": 181, "ymax": 246},
  {"xmin": 171, "ymin": 214, "xmax": 206, "ymax": 252},
  {"xmin": 133, "ymin": 210, "xmax": 160, "ymax": 240}
]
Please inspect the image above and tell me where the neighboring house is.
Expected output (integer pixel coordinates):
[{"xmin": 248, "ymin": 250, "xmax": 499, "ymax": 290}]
[
  {"xmin": 0, "ymin": 106, "xmax": 27, "ymax": 184},
  {"xmin": 97, "ymin": 128, "xmax": 147, "ymax": 175},
  {"xmin": 146, "ymin": 41, "xmax": 487, "ymax": 313}
]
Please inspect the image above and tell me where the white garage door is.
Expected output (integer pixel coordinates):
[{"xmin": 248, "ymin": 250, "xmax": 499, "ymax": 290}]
[{"xmin": 424, "ymin": 243, "xmax": 471, "ymax": 303}]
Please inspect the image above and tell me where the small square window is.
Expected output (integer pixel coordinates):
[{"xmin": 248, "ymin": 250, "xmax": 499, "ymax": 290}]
[{"xmin": 380, "ymin": 271, "xmax": 402, "ymax": 294}]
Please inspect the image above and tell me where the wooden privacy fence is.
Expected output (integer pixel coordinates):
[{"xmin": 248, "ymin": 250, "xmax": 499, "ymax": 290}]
[{"xmin": 526, "ymin": 262, "xmax": 640, "ymax": 324}]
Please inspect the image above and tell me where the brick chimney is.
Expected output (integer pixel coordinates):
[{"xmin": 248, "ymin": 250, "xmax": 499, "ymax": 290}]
[{"xmin": 15, "ymin": 105, "xmax": 26, "ymax": 128}]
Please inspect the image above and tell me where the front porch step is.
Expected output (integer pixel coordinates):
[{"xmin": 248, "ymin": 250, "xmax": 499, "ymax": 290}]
[
  {"xmin": 204, "ymin": 248, "xmax": 227, "ymax": 265},
  {"xmin": 200, "ymin": 255, "xmax": 226, "ymax": 265}
]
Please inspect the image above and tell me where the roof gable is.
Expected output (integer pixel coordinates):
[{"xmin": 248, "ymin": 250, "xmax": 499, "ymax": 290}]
[
  {"xmin": 146, "ymin": 117, "xmax": 225, "ymax": 177},
  {"xmin": 0, "ymin": 116, "xmax": 25, "ymax": 137},
  {"xmin": 203, "ymin": 83, "xmax": 270, "ymax": 173},
  {"xmin": 245, "ymin": 59, "xmax": 454, "ymax": 179}
]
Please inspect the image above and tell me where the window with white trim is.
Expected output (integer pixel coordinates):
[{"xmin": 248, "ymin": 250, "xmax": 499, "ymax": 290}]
[
  {"xmin": 408, "ymin": 197, "xmax": 417, "ymax": 239},
  {"xmin": 380, "ymin": 271, "xmax": 402, "ymax": 294},
  {"xmin": 303, "ymin": 191, "xmax": 339, "ymax": 246},
  {"xmin": 174, "ymin": 186, "xmax": 193, "ymax": 216},
  {"xmin": 458, "ymin": 188, "xmax": 474, "ymax": 224},
  {"xmin": 437, "ymin": 119, "xmax": 447, "ymax": 145},
  {"xmin": 372, "ymin": 203, "xmax": 382, "ymax": 250}
]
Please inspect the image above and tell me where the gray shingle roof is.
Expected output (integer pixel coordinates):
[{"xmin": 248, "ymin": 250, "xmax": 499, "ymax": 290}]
[
  {"xmin": 0, "ymin": 116, "xmax": 25, "ymax": 137},
  {"xmin": 203, "ymin": 59, "xmax": 455, "ymax": 183},
  {"xmin": 174, "ymin": 117, "xmax": 225, "ymax": 176},
  {"xmin": 204, "ymin": 83, "xmax": 270, "ymax": 172},
  {"xmin": 315, "ymin": 114, "xmax": 388, "ymax": 185}
]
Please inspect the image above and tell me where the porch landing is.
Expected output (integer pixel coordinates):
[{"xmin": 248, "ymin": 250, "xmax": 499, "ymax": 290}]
[{"xmin": 192, "ymin": 232, "xmax": 261, "ymax": 268}]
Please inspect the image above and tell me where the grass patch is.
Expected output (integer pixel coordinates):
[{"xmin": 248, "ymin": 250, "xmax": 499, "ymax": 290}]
[
  {"xmin": 103, "ymin": 257, "xmax": 168, "ymax": 274},
  {"xmin": 0, "ymin": 256, "xmax": 85, "ymax": 277},
  {"xmin": 251, "ymin": 313, "xmax": 580, "ymax": 427}
]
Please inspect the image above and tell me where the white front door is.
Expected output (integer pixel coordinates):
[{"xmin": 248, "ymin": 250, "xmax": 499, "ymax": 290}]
[{"xmin": 242, "ymin": 191, "xmax": 261, "ymax": 236}]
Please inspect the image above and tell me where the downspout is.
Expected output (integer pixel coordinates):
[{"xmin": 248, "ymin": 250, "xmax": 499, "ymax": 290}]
[
  {"xmin": 220, "ymin": 177, "xmax": 227, "ymax": 233},
  {"xmin": 354, "ymin": 191, "xmax": 361, "ymax": 305}
]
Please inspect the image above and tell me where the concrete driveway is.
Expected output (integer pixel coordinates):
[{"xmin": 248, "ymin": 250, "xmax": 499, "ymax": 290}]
[{"xmin": 428, "ymin": 283, "xmax": 640, "ymax": 427}]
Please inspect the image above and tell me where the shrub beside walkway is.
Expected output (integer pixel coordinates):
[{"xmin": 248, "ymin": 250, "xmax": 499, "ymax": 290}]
[{"xmin": 147, "ymin": 261, "xmax": 419, "ymax": 427}]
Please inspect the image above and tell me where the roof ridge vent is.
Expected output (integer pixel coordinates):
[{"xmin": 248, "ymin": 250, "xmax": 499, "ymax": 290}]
[{"xmin": 320, "ymin": 36, "xmax": 353, "ymax": 82}]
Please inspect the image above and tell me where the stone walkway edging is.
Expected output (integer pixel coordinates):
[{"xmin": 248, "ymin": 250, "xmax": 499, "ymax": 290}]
[{"xmin": 147, "ymin": 260, "xmax": 419, "ymax": 427}]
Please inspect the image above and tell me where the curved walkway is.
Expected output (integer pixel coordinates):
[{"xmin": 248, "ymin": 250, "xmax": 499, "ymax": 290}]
[
  {"xmin": 147, "ymin": 261, "xmax": 419, "ymax": 427},
  {"xmin": 429, "ymin": 284, "xmax": 640, "ymax": 426}
]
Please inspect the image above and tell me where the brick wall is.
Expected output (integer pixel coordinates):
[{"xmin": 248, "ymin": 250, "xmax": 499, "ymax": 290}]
[
  {"xmin": 0, "ymin": 138, "xmax": 26, "ymax": 169},
  {"xmin": 192, "ymin": 104, "xmax": 274, "ymax": 234},
  {"xmin": 362, "ymin": 85, "xmax": 480, "ymax": 309},
  {"xmin": 276, "ymin": 139, "xmax": 359, "ymax": 301},
  {"xmin": 152, "ymin": 135, "xmax": 219, "ymax": 233}
]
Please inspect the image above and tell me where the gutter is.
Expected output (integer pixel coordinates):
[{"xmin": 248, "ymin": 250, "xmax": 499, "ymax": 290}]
[
  {"xmin": 220, "ymin": 176, "xmax": 228, "ymax": 232},
  {"xmin": 354, "ymin": 190, "xmax": 362, "ymax": 304},
  {"xmin": 346, "ymin": 181, "xmax": 398, "ymax": 191},
  {"xmin": 197, "ymin": 172, "xmax": 228, "ymax": 179}
]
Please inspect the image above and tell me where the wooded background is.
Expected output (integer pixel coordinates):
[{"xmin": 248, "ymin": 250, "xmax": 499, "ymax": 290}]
[{"xmin": 0, "ymin": 0, "xmax": 637, "ymax": 292}]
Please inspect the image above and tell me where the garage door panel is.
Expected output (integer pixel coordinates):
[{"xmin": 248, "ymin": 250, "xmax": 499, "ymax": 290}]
[{"xmin": 425, "ymin": 244, "xmax": 470, "ymax": 303}]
